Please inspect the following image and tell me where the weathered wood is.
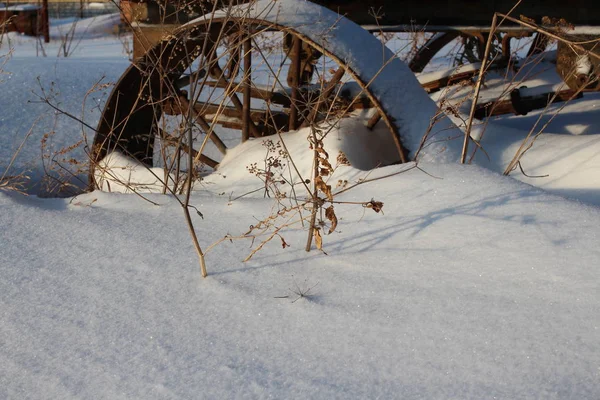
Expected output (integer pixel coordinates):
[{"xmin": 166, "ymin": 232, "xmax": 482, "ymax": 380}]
[
  {"xmin": 201, "ymin": 79, "xmax": 292, "ymax": 106},
  {"xmin": 242, "ymin": 31, "xmax": 252, "ymax": 142},
  {"xmin": 210, "ymin": 64, "xmax": 262, "ymax": 138},
  {"xmin": 192, "ymin": 100, "xmax": 289, "ymax": 132},
  {"xmin": 288, "ymin": 35, "xmax": 302, "ymax": 131},
  {"xmin": 366, "ymin": 112, "xmax": 382, "ymax": 130},
  {"xmin": 420, "ymin": 69, "xmax": 480, "ymax": 94},
  {"xmin": 163, "ymin": 95, "xmax": 229, "ymax": 155},
  {"xmin": 160, "ymin": 130, "xmax": 219, "ymax": 169},
  {"xmin": 474, "ymin": 88, "xmax": 583, "ymax": 119},
  {"xmin": 195, "ymin": 115, "xmax": 227, "ymax": 155}
]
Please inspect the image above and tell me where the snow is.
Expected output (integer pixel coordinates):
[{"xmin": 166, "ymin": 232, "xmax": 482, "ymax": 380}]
[
  {"xmin": 417, "ymin": 62, "xmax": 482, "ymax": 85},
  {"xmin": 94, "ymin": 151, "xmax": 174, "ymax": 193},
  {"xmin": 48, "ymin": 13, "xmax": 123, "ymax": 41},
  {"xmin": 576, "ymin": 55, "xmax": 593, "ymax": 76},
  {"xmin": 2, "ymin": 5, "xmax": 600, "ymax": 399},
  {"xmin": 5, "ymin": 4, "xmax": 40, "ymax": 12},
  {"xmin": 2, "ymin": 163, "xmax": 600, "ymax": 399},
  {"xmin": 427, "ymin": 50, "xmax": 600, "ymax": 205}
]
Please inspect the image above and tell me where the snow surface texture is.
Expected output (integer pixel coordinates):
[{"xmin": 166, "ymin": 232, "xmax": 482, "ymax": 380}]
[
  {"xmin": 0, "ymin": 25, "xmax": 130, "ymax": 195},
  {"xmin": 2, "ymin": 164, "xmax": 600, "ymax": 399}
]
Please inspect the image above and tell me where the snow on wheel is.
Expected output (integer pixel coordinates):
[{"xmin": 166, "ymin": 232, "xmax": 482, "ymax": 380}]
[{"xmin": 90, "ymin": 0, "xmax": 451, "ymax": 190}]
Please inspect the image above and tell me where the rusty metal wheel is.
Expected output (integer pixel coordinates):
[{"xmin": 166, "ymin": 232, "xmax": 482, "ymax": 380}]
[{"xmin": 91, "ymin": 0, "xmax": 449, "ymax": 189}]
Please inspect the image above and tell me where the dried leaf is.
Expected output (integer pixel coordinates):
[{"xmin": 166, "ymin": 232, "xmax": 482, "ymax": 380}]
[
  {"xmin": 336, "ymin": 179, "xmax": 348, "ymax": 189},
  {"xmin": 281, "ymin": 236, "xmax": 290, "ymax": 249},
  {"xmin": 520, "ymin": 15, "xmax": 536, "ymax": 24},
  {"xmin": 364, "ymin": 199, "xmax": 384, "ymax": 214},
  {"xmin": 319, "ymin": 168, "xmax": 330, "ymax": 177},
  {"xmin": 336, "ymin": 151, "xmax": 351, "ymax": 166},
  {"xmin": 325, "ymin": 205, "xmax": 338, "ymax": 234},
  {"xmin": 319, "ymin": 157, "xmax": 333, "ymax": 172},
  {"xmin": 315, "ymin": 147, "xmax": 329, "ymax": 159},
  {"xmin": 314, "ymin": 228, "xmax": 323, "ymax": 250},
  {"xmin": 314, "ymin": 176, "xmax": 333, "ymax": 202}
]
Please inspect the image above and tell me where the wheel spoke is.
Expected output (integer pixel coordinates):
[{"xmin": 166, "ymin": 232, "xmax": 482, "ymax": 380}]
[
  {"xmin": 202, "ymin": 79, "xmax": 292, "ymax": 106},
  {"xmin": 210, "ymin": 63, "xmax": 261, "ymax": 138},
  {"xmin": 160, "ymin": 129, "xmax": 219, "ymax": 169},
  {"xmin": 175, "ymin": 68, "xmax": 208, "ymax": 89},
  {"xmin": 195, "ymin": 115, "xmax": 227, "ymax": 155},
  {"xmin": 242, "ymin": 29, "xmax": 252, "ymax": 143}
]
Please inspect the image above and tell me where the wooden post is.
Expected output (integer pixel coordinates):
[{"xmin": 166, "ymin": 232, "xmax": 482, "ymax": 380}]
[
  {"xmin": 288, "ymin": 35, "xmax": 302, "ymax": 131},
  {"xmin": 42, "ymin": 0, "xmax": 49, "ymax": 43},
  {"xmin": 242, "ymin": 30, "xmax": 252, "ymax": 143}
]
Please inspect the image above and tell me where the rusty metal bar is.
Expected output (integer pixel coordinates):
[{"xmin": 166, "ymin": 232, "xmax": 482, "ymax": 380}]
[
  {"xmin": 409, "ymin": 32, "xmax": 459, "ymax": 72},
  {"xmin": 526, "ymin": 32, "xmax": 550, "ymax": 57}
]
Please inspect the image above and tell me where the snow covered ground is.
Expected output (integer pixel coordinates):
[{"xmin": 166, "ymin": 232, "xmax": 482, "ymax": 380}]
[{"xmin": 1, "ymin": 10, "xmax": 599, "ymax": 399}]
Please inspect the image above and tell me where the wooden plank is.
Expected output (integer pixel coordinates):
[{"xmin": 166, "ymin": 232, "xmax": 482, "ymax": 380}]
[{"xmin": 474, "ymin": 88, "xmax": 583, "ymax": 119}]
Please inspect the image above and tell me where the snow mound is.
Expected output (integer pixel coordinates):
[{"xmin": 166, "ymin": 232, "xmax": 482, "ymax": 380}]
[
  {"xmin": 95, "ymin": 151, "xmax": 174, "ymax": 193},
  {"xmin": 95, "ymin": 114, "xmax": 405, "ymax": 195},
  {"xmin": 207, "ymin": 115, "xmax": 400, "ymax": 187}
]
